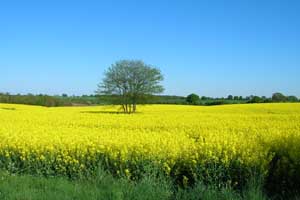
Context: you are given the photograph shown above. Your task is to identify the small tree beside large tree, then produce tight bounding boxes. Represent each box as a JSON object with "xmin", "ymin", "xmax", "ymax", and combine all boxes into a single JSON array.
[{"xmin": 97, "ymin": 60, "xmax": 164, "ymax": 113}]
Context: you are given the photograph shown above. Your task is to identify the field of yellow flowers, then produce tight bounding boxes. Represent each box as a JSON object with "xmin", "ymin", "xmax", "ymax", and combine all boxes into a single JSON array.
[{"xmin": 0, "ymin": 103, "xmax": 300, "ymax": 190}]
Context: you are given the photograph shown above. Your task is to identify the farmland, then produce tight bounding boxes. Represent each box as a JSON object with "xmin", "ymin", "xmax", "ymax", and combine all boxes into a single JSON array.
[{"xmin": 0, "ymin": 103, "xmax": 300, "ymax": 198}]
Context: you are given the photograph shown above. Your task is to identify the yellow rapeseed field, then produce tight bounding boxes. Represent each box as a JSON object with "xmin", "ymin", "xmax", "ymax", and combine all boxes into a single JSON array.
[{"xmin": 0, "ymin": 103, "xmax": 300, "ymax": 185}]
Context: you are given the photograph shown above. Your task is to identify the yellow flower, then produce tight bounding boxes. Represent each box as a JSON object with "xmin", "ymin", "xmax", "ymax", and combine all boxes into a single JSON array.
[{"xmin": 0, "ymin": 103, "xmax": 298, "ymax": 180}]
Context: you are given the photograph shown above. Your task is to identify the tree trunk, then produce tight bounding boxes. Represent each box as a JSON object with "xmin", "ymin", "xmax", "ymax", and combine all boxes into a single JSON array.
[
  {"xmin": 133, "ymin": 103, "xmax": 136, "ymax": 113},
  {"xmin": 132, "ymin": 97, "xmax": 137, "ymax": 113},
  {"xmin": 128, "ymin": 104, "xmax": 132, "ymax": 114}
]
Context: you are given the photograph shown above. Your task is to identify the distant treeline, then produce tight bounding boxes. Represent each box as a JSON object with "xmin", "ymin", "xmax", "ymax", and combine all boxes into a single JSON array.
[
  {"xmin": 0, "ymin": 92, "xmax": 299, "ymax": 107},
  {"xmin": 186, "ymin": 92, "xmax": 299, "ymax": 105},
  {"xmin": 0, "ymin": 93, "xmax": 187, "ymax": 107}
]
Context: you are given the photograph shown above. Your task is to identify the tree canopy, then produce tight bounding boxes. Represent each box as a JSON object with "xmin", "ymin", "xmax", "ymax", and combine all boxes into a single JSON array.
[
  {"xmin": 272, "ymin": 92, "xmax": 287, "ymax": 102},
  {"xmin": 97, "ymin": 60, "xmax": 164, "ymax": 113},
  {"xmin": 186, "ymin": 93, "xmax": 200, "ymax": 105}
]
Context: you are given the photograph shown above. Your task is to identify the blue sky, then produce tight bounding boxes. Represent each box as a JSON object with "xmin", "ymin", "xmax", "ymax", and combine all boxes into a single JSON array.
[{"xmin": 0, "ymin": 0, "xmax": 299, "ymax": 97}]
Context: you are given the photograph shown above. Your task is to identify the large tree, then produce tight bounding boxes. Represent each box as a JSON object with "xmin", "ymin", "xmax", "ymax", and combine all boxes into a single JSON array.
[{"xmin": 97, "ymin": 60, "xmax": 164, "ymax": 113}]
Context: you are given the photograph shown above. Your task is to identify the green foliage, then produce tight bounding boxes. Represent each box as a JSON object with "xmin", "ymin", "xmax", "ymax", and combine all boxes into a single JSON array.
[
  {"xmin": 186, "ymin": 93, "xmax": 200, "ymax": 105},
  {"xmin": 272, "ymin": 92, "xmax": 287, "ymax": 102},
  {"xmin": 227, "ymin": 95, "xmax": 233, "ymax": 100},
  {"xmin": 0, "ymin": 93, "xmax": 70, "ymax": 107},
  {"xmin": 287, "ymin": 96, "xmax": 298, "ymax": 102},
  {"xmin": 248, "ymin": 96, "xmax": 263, "ymax": 103},
  {"xmin": 0, "ymin": 92, "xmax": 298, "ymax": 107},
  {"xmin": 97, "ymin": 59, "xmax": 164, "ymax": 113}
]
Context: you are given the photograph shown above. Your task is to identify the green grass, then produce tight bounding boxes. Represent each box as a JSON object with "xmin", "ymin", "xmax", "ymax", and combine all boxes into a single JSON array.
[
  {"xmin": 0, "ymin": 168, "xmax": 273, "ymax": 200},
  {"xmin": 0, "ymin": 170, "xmax": 171, "ymax": 200}
]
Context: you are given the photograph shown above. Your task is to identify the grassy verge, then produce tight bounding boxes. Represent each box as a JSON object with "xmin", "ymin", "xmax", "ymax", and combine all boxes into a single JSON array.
[
  {"xmin": 0, "ymin": 168, "xmax": 273, "ymax": 200},
  {"xmin": 0, "ymin": 169, "xmax": 169, "ymax": 200}
]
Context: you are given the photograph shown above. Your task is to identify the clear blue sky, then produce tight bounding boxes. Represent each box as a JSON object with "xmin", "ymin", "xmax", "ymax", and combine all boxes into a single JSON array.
[{"xmin": 0, "ymin": 0, "xmax": 299, "ymax": 97}]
